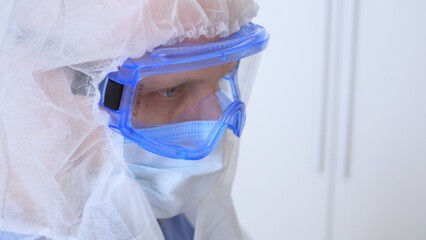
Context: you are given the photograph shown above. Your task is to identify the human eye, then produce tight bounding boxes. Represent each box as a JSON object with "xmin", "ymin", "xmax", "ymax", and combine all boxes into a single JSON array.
[{"xmin": 156, "ymin": 85, "xmax": 183, "ymax": 98}]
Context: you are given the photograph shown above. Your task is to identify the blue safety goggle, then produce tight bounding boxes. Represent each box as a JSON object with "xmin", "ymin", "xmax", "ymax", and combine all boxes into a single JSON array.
[{"xmin": 99, "ymin": 23, "xmax": 269, "ymax": 160}]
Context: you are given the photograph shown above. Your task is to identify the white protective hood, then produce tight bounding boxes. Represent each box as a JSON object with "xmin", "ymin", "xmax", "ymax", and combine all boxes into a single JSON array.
[{"xmin": 0, "ymin": 0, "xmax": 259, "ymax": 239}]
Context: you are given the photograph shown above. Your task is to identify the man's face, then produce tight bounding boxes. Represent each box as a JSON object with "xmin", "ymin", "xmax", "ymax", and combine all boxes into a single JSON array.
[{"xmin": 131, "ymin": 62, "xmax": 236, "ymax": 127}]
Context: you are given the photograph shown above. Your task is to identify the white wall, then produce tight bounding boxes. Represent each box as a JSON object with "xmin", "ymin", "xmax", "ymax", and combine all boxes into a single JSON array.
[
  {"xmin": 232, "ymin": 1, "xmax": 426, "ymax": 240},
  {"xmin": 233, "ymin": 1, "xmax": 329, "ymax": 239}
]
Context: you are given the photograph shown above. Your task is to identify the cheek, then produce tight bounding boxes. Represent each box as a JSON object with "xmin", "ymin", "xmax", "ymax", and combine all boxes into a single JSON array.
[
  {"xmin": 174, "ymin": 93, "xmax": 223, "ymax": 122},
  {"xmin": 131, "ymin": 82, "xmax": 221, "ymax": 126}
]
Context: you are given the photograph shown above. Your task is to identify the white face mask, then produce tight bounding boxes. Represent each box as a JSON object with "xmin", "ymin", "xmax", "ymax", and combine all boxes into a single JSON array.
[{"xmin": 123, "ymin": 135, "xmax": 226, "ymax": 219}]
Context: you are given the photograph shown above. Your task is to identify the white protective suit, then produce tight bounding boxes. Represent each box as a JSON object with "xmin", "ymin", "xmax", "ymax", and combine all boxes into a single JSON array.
[{"xmin": 0, "ymin": 0, "xmax": 261, "ymax": 239}]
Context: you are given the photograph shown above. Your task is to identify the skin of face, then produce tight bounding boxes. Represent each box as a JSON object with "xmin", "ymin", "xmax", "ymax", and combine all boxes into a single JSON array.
[{"xmin": 131, "ymin": 61, "xmax": 236, "ymax": 126}]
